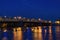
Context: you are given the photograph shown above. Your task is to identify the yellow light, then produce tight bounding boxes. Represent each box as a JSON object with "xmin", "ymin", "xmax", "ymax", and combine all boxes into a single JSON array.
[
  {"xmin": 34, "ymin": 29, "xmax": 37, "ymax": 32},
  {"xmin": 13, "ymin": 28, "xmax": 16, "ymax": 32},
  {"xmin": 31, "ymin": 28, "xmax": 34, "ymax": 31},
  {"xmin": 17, "ymin": 27, "xmax": 21, "ymax": 31},
  {"xmin": 13, "ymin": 28, "xmax": 22, "ymax": 40},
  {"xmin": 2, "ymin": 23, "xmax": 7, "ymax": 27},
  {"xmin": 49, "ymin": 26, "xmax": 52, "ymax": 33},
  {"xmin": 38, "ymin": 26, "xmax": 42, "ymax": 32},
  {"xmin": 33, "ymin": 27, "xmax": 42, "ymax": 40},
  {"xmin": 55, "ymin": 21, "xmax": 60, "ymax": 24}
]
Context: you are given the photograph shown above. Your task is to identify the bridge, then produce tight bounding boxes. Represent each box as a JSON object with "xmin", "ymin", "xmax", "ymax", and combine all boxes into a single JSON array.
[
  {"xmin": 0, "ymin": 16, "xmax": 52, "ymax": 28},
  {"xmin": 0, "ymin": 20, "xmax": 52, "ymax": 28},
  {"xmin": 0, "ymin": 16, "xmax": 59, "ymax": 29},
  {"xmin": 0, "ymin": 16, "xmax": 59, "ymax": 32}
]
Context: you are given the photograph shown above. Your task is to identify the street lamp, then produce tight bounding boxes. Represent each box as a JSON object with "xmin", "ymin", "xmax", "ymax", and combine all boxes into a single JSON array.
[
  {"xmin": 17, "ymin": 16, "xmax": 22, "ymax": 19},
  {"xmin": 14, "ymin": 17, "xmax": 17, "ymax": 19},
  {"xmin": 55, "ymin": 21, "xmax": 60, "ymax": 24}
]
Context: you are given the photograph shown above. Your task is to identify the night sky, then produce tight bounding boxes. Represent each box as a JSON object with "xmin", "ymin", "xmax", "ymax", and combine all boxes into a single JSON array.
[{"xmin": 0, "ymin": 0, "xmax": 60, "ymax": 20}]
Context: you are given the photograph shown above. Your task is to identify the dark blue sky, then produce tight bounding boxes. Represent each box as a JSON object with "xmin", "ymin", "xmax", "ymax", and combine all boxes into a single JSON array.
[{"xmin": 0, "ymin": 0, "xmax": 60, "ymax": 20}]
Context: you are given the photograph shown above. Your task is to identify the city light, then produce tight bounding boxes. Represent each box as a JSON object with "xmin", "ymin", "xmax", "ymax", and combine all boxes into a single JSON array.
[
  {"xmin": 4, "ymin": 16, "xmax": 7, "ymax": 18},
  {"xmin": 55, "ymin": 21, "xmax": 60, "ymax": 24},
  {"xmin": 17, "ymin": 16, "xmax": 22, "ymax": 20},
  {"xmin": 3, "ymin": 29, "xmax": 7, "ymax": 32},
  {"xmin": 49, "ymin": 21, "xmax": 52, "ymax": 23},
  {"xmin": 27, "ymin": 19, "xmax": 30, "ymax": 21},
  {"xmin": 38, "ymin": 18, "xmax": 41, "ymax": 21},
  {"xmin": 31, "ymin": 18, "xmax": 35, "ymax": 22},
  {"xmin": 0, "ymin": 16, "xmax": 59, "ymax": 26},
  {"xmin": 14, "ymin": 17, "xmax": 17, "ymax": 19}
]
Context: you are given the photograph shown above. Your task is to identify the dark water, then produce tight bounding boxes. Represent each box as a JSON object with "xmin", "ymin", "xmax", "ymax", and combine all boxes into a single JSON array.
[{"xmin": 0, "ymin": 26, "xmax": 60, "ymax": 40}]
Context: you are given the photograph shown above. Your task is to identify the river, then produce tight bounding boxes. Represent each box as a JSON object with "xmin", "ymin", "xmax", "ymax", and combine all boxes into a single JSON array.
[{"xmin": 0, "ymin": 26, "xmax": 60, "ymax": 40}]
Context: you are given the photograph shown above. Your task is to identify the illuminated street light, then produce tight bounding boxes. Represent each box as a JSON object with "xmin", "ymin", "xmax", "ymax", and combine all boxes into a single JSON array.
[
  {"xmin": 17, "ymin": 16, "xmax": 22, "ymax": 19},
  {"xmin": 14, "ymin": 17, "xmax": 17, "ymax": 19},
  {"xmin": 49, "ymin": 21, "xmax": 51, "ymax": 23},
  {"xmin": 38, "ymin": 18, "xmax": 41, "ymax": 21},
  {"xmin": 55, "ymin": 21, "xmax": 60, "ymax": 24}
]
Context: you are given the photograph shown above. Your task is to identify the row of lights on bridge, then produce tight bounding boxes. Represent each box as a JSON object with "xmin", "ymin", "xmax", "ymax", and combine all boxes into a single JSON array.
[
  {"xmin": 3, "ymin": 16, "xmax": 42, "ymax": 21},
  {"xmin": 1, "ymin": 16, "xmax": 58, "ymax": 23},
  {"xmin": 13, "ymin": 17, "xmax": 52, "ymax": 23},
  {"xmin": 55, "ymin": 21, "xmax": 60, "ymax": 24}
]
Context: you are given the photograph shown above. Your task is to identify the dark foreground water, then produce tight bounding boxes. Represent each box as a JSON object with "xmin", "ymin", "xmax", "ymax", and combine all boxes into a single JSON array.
[{"xmin": 0, "ymin": 26, "xmax": 60, "ymax": 40}]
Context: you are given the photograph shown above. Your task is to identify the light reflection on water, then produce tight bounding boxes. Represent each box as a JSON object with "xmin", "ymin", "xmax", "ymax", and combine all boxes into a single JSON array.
[
  {"xmin": 13, "ymin": 28, "xmax": 22, "ymax": 40},
  {"xmin": 0, "ymin": 26, "xmax": 60, "ymax": 40}
]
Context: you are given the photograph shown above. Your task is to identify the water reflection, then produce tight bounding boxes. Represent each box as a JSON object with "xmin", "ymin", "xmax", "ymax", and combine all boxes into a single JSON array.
[
  {"xmin": 22, "ymin": 27, "xmax": 33, "ymax": 40},
  {"xmin": 0, "ymin": 26, "xmax": 60, "ymax": 40},
  {"xmin": 42, "ymin": 26, "xmax": 49, "ymax": 40},
  {"xmin": 0, "ymin": 29, "xmax": 13, "ymax": 40},
  {"xmin": 2, "ymin": 37, "xmax": 8, "ymax": 40},
  {"xmin": 2, "ymin": 32, "xmax": 8, "ymax": 40},
  {"xmin": 55, "ymin": 26, "xmax": 60, "ymax": 40},
  {"xmin": 52, "ymin": 26, "xmax": 56, "ymax": 40},
  {"xmin": 13, "ymin": 27, "xmax": 22, "ymax": 40},
  {"xmin": 33, "ymin": 27, "xmax": 42, "ymax": 40}
]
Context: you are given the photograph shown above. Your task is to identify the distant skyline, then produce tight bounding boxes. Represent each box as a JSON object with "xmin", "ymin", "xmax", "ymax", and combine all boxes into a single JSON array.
[{"xmin": 0, "ymin": 0, "xmax": 60, "ymax": 21}]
